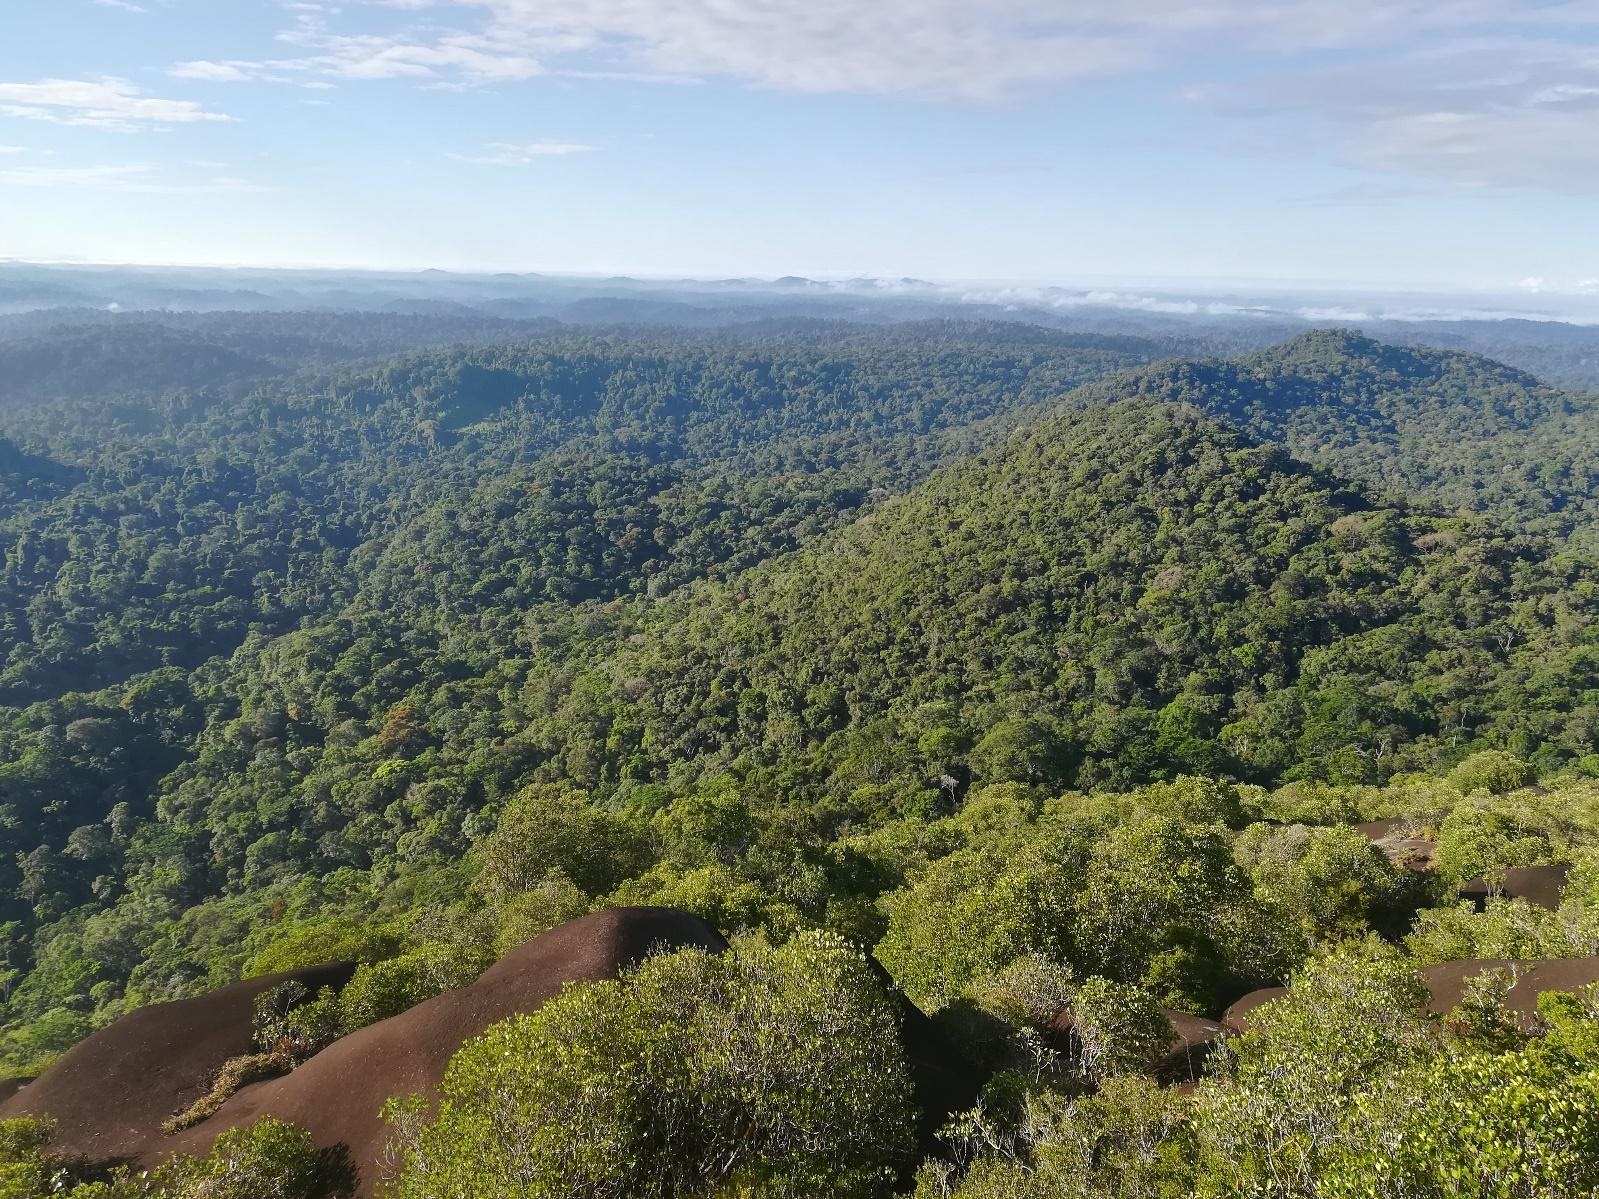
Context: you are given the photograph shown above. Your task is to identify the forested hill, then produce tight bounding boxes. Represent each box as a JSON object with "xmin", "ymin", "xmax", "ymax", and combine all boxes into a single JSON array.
[
  {"xmin": 1075, "ymin": 330, "xmax": 1599, "ymax": 547},
  {"xmin": 0, "ymin": 324, "xmax": 279, "ymax": 406},
  {"xmin": 0, "ymin": 324, "xmax": 1158, "ymax": 703},
  {"xmin": 503, "ymin": 397, "xmax": 1598, "ymax": 798},
  {"xmin": 0, "ymin": 438, "xmax": 74, "ymax": 504},
  {"xmin": 0, "ymin": 321, "xmax": 1596, "ymax": 1091},
  {"xmin": 0, "ymin": 312, "xmax": 564, "ymax": 405},
  {"xmin": 0, "ymin": 323, "xmax": 1172, "ymax": 1067}
]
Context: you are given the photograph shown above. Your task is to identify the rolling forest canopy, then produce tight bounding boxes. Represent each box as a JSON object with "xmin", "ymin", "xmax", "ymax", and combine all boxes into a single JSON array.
[{"xmin": 1, "ymin": 313, "xmax": 1599, "ymax": 1196}]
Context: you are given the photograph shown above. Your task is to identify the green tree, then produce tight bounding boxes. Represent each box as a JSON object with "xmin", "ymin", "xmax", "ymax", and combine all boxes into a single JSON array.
[{"xmin": 471, "ymin": 783, "xmax": 652, "ymax": 902}]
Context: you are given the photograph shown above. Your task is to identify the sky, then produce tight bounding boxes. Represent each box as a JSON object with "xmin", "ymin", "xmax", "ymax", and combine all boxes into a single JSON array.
[{"xmin": 2, "ymin": 0, "xmax": 1599, "ymax": 292}]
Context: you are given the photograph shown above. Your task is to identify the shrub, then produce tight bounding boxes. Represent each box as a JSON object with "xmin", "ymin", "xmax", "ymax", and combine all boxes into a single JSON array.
[
  {"xmin": 163, "ymin": 1051, "xmax": 298, "ymax": 1134},
  {"xmin": 1067, "ymin": 977, "xmax": 1171, "ymax": 1085},
  {"xmin": 876, "ymin": 843, "xmax": 1075, "ymax": 1010},
  {"xmin": 1192, "ymin": 941, "xmax": 1435, "ymax": 1195},
  {"xmin": 0, "ymin": 1117, "xmax": 54, "ymax": 1199},
  {"xmin": 1237, "ymin": 822, "xmax": 1424, "ymax": 947},
  {"xmin": 491, "ymin": 871, "xmax": 591, "ymax": 953},
  {"xmin": 2, "ymin": 1117, "xmax": 341, "ymax": 1199},
  {"xmin": 245, "ymin": 919, "xmax": 402, "ymax": 978},
  {"xmin": 1321, "ymin": 1050, "xmax": 1599, "ymax": 1199},
  {"xmin": 386, "ymin": 932, "xmax": 917, "ymax": 1199},
  {"xmin": 150, "ymin": 1118, "xmax": 341, "ymax": 1199},
  {"xmin": 1447, "ymin": 750, "xmax": 1535, "ymax": 797},
  {"xmin": 1432, "ymin": 796, "xmax": 1557, "ymax": 886},
  {"xmin": 336, "ymin": 942, "xmax": 487, "ymax": 1033}
]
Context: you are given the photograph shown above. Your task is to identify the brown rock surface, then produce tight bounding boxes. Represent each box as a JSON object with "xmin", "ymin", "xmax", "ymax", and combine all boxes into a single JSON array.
[
  {"xmin": 1458, "ymin": 864, "xmax": 1570, "ymax": 912},
  {"xmin": 1157, "ymin": 1009, "xmax": 1229, "ymax": 1083},
  {"xmin": 0, "ymin": 962, "xmax": 357, "ymax": 1166},
  {"xmin": 1223, "ymin": 956, "xmax": 1599, "ymax": 1033}
]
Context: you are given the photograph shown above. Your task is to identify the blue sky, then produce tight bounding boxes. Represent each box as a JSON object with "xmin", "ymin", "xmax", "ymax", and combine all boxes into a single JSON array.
[{"xmin": 3, "ymin": 0, "xmax": 1599, "ymax": 292}]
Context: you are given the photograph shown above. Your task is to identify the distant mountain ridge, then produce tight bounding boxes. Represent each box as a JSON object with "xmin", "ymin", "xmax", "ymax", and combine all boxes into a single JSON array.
[{"xmin": 1071, "ymin": 330, "xmax": 1599, "ymax": 546}]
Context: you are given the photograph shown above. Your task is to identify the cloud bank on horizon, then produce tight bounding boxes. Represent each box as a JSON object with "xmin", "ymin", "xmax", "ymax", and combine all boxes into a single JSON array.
[{"xmin": 1, "ymin": 0, "xmax": 1596, "ymax": 286}]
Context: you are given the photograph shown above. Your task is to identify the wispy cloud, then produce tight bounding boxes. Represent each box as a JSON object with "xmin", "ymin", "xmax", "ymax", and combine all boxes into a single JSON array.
[
  {"xmin": 221, "ymin": 0, "xmax": 1599, "ymax": 99},
  {"xmin": 93, "ymin": 0, "xmax": 150, "ymax": 11},
  {"xmin": 450, "ymin": 141, "xmax": 596, "ymax": 165},
  {"xmin": 170, "ymin": 61, "xmax": 256, "ymax": 83},
  {"xmin": 1190, "ymin": 40, "xmax": 1599, "ymax": 191},
  {"xmin": 0, "ymin": 78, "xmax": 234, "ymax": 131},
  {"xmin": 171, "ymin": 8, "xmax": 550, "ymax": 85},
  {"xmin": 153, "ymin": 0, "xmax": 1599, "ymax": 194},
  {"xmin": 0, "ymin": 163, "xmax": 268, "ymax": 193}
]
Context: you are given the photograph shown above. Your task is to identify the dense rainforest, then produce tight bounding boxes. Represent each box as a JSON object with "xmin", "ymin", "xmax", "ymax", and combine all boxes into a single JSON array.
[{"xmin": 1, "ymin": 313, "xmax": 1599, "ymax": 1198}]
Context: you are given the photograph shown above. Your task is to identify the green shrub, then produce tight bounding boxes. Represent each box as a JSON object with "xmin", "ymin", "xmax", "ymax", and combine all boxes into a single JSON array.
[
  {"xmin": 1406, "ymin": 898, "xmax": 1592, "ymax": 965},
  {"xmin": 0, "ymin": 1117, "xmax": 340, "ymax": 1199},
  {"xmin": 920, "ymin": 1078, "xmax": 1194, "ymax": 1199},
  {"xmin": 1192, "ymin": 941, "xmax": 1435, "ymax": 1195},
  {"xmin": 0, "ymin": 1117, "xmax": 54, "ymax": 1199},
  {"xmin": 491, "ymin": 872, "xmax": 591, "ymax": 953},
  {"xmin": 1432, "ymin": 797, "xmax": 1557, "ymax": 885},
  {"xmin": 336, "ymin": 942, "xmax": 488, "ymax": 1033},
  {"xmin": 1447, "ymin": 751, "xmax": 1536, "ymax": 797},
  {"xmin": 150, "ymin": 1118, "xmax": 341, "ymax": 1199},
  {"xmin": 1237, "ymin": 822, "xmax": 1425, "ymax": 947},
  {"xmin": 1320, "ymin": 1050, "xmax": 1599, "ymax": 1199},
  {"xmin": 1068, "ymin": 977, "xmax": 1171, "ymax": 1084},
  {"xmin": 471, "ymin": 784, "xmax": 651, "ymax": 902},
  {"xmin": 386, "ymin": 932, "xmax": 917, "ymax": 1199},
  {"xmin": 245, "ymin": 919, "xmax": 402, "ymax": 978}
]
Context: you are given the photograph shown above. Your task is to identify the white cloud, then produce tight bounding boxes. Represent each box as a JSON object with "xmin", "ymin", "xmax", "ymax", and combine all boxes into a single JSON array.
[
  {"xmin": 92, "ymin": 0, "xmax": 149, "ymax": 12},
  {"xmin": 450, "ymin": 140, "xmax": 596, "ymax": 164},
  {"xmin": 0, "ymin": 162, "xmax": 269, "ymax": 193},
  {"xmin": 1504, "ymin": 276, "xmax": 1599, "ymax": 295},
  {"xmin": 187, "ymin": 9, "xmax": 549, "ymax": 84},
  {"xmin": 170, "ymin": 61, "xmax": 256, "ymax": 82},
  {"xmin": 0, "ymin": 78, "xmax": 234, "ymax": 131},
  {"xmin": 152, "ymin": 0, "xmax": 1599, "ymax": 192},
  {"xmin": 310, "ymin": 0, "xmax": 1599, "ymax": 97}
]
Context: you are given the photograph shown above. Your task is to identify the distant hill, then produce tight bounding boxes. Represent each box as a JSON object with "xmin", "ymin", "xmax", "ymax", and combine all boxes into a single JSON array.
[
  {"xmin": 0, "ymin": 323, "xmax": 280, "ymax": 405},
  {"xmin": 1073, "ymin": 330, "xmax": 1599, "ymax": 547},
  {"xmin": 537, "ymin": 394, "xmax": 1598, "ymax": 791},
  {"xmin": 0, "ymin": 437, "xmax": 76, "ymax": 502}
]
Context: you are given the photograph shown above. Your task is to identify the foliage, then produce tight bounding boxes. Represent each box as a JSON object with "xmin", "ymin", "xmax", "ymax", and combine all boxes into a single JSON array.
[
  {"xmin": 1236, "ymin": 822, "xmax": 1426, "ymax": 947},
  {"xmin": 385, "ymin": 932, "xmax": 917, "ymax": 1199},
  {"xmin": 0, "ymin": 1116, "xmax": 54, "ymax": 1199},
  {"xmin": 1067, "ymin": 977, "xmax": 1172, "ymax": 1084},
  {"xmin": 0, "ymin": 1116, "xmax": 342, "ymax": 1199},
  {"xmin": 1190, "ymin": 941, "xmax": 1436, "ymax": 1196},
  {"xmin": 335, "ymin": 942, "xmax": 488, "ymax": 1032},
  {"xmin": 3, "ymin": 318, "xmax": 1599, "ymax": 1195},
  {"xmin": 1432, "ymin": 796, "xmax": 1559, "ymax": 885},
  {"xmin": 1319, "ymin": 1049, "xmax": 1599, "ymax": 1199}
]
